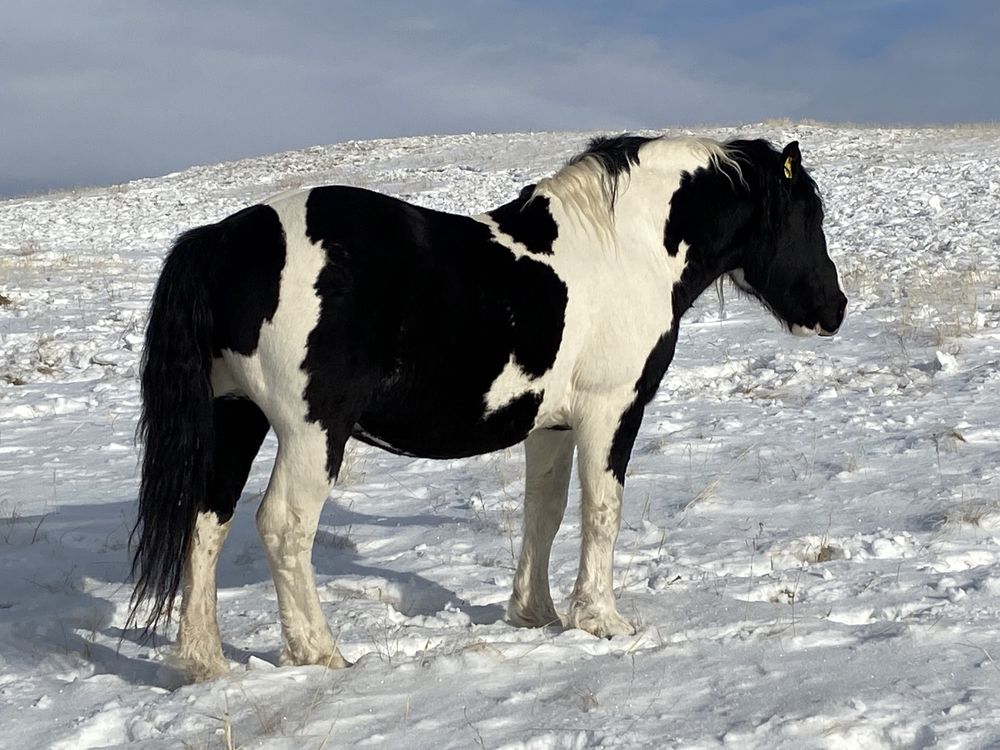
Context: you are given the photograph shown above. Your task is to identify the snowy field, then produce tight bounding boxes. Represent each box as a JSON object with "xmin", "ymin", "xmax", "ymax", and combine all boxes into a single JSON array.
[{"xmin": 1, "ymin": 123, "xmax": 999, "ymax": 749}]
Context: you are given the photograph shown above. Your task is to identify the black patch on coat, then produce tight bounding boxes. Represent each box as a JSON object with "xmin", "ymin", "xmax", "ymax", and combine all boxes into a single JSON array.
[
  {"xmin": 301, "ymin": 186, "xmax": 568, "ymax": 474},
  {"xmin": 205, "ymin": 398, "xmax": 271, "ymax": 522},
  {"xmin": 606, "ymin": 327, "xmax": 679, "ymax": 485},
  {"xmin": 488, "ymin": 186, "xmax": 559, "ymax": 255},
  {"xmin": 663, "ymin": 223, "xmax": 682, "ymax": 257},
  {"xmin": 672, "ymin": 139, "xmax": 843, "ymax": 334},
  {"xmin": 663, "ymin": 229, "xmax": 680, "ymax": 257},
  {"xmin": 510, "ymin": 255, "xmax": 568, "ymax": 377},
  {"xmin": 608, "ymin": 138, "xmax": 843, "ymax": 484},
  {"xmin": 660, "ymin": 166, "xmax": 749, "ymax": 289},
  {"xmin": 210, "ymin": 204, "xmax": 286, "ymax": 357}
]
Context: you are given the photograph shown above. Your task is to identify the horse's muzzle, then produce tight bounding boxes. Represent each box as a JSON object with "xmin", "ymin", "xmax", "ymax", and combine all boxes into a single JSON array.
[{"xmin": 817, "ymin": 293, "xmax": 848, "ymax": 337}]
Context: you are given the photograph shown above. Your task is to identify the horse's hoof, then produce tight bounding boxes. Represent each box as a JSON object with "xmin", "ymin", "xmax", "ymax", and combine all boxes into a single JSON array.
[
  {"xmin": 566, "ymin": 602, "xmax": 636, "ymax": 638},
  {"xmin": 173, "ymin": 653, "xmax": 231, "ymax": 683},
  {"xmin": 280, "ymin": 647, "xmax": 351, "ymax": 669},
  {"xmin": 507, "ymin": 604, "xmax": 561, "ymax": 629}
]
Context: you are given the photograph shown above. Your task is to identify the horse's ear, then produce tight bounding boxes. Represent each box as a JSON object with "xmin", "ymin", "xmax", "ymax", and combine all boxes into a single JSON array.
[{"xmin": 781, "ymin": 141, "xmax": 801, "ymax": 180}]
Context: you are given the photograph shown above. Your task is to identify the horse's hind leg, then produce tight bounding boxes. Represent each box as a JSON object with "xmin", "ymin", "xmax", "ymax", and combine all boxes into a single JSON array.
[
  {"xmin": 508, "ymin": 429, "xmax": 575, "ymax": 628},
  {"xmin": 176, "ymin": 513, "xmax": 233, "ymax": 681},
  {"xmin": 177, "ymin": 398, "xmax": 270, "ymax": 681},
  {"xmin": 256, "ymin": 421, "xmax": 349, "ymax": 669}
]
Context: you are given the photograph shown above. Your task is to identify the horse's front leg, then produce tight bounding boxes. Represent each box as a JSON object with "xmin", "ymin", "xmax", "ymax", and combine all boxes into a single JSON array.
[
  {"xmin": 566, "ymin": 402, "xmax": 640, "ymax": 637},
  {"xmin": 508, "ymin": 428, "xmax": 575, "ymax": 628}
]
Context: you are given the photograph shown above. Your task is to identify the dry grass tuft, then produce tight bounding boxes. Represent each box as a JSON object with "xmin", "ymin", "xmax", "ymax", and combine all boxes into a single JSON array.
[{"xmin": 938, "ymin": 498, "xmax": 1000, "ymax": 531}]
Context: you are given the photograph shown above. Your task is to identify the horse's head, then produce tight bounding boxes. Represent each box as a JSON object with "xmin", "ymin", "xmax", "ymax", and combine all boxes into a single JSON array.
[{"xmin": 728, "ymin": 141, "xmax": 847, "ymax": 337}]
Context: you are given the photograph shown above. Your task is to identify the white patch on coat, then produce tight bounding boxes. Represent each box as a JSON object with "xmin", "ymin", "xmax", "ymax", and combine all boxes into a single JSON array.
[
  {"xmin": 501, "ymin": 138, "xmax": 728, "ymax": 635},
  {"xmin": 210, "ymin": 356, "xmax": 240, "ymax": 398},
  {"xmin": 484, "ymin": 356, "xmax": 543, "ymax": 414},
  {"xmin": 223, "ymin": 191, "xmax": 325, "ymax": 432},
  {"xmin": 537, "ymin": 138, "xmax": 717, "ymax": 396},
  {"xmin": 533, "ymin": 156, "xmax": 618, "ymax": 239},
  {"xmin": 476, "ymin": 138, "xmax": 719, "ymax": 435},
  {"xmin": 220, "ymin": 191, "xmax": 348, "ymax": 668}
]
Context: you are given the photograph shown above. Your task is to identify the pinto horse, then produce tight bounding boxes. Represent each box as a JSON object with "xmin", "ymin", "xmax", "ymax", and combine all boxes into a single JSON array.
[{"xmin": 130, "ymin": 134, "xmax": 846, "ymax": 680}]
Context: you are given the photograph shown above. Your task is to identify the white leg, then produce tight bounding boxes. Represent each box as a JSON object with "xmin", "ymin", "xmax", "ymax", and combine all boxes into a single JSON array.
[
  {"xmin": 508, "ymin": 429, "xmax": 575, "ymax": 628},
  {"xmin": 175, "ymin": 511, "xmax": 232, "ymax": 681},
  {"xmin": 566, "ymin": 409, "xmax": 637, "ymax": 637},
  {"xmin": 256, "ymin": 430, "xmax": 348, "ymax": 668}
]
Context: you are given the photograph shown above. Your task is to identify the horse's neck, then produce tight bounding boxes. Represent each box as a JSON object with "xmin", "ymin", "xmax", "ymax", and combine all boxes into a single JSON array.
[
  {"xmin": 610, "ymin": 162, "xmax": 700, "ymax": 268},
  {"xmin": 612, "ymin": 157, "xmax": 738, "ymax": 315}
]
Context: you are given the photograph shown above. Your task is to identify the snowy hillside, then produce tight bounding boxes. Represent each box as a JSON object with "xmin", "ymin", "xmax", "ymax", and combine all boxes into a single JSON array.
[{"xmin": 1, "ymin": 124, "xmax": 999, "ymax": 749}]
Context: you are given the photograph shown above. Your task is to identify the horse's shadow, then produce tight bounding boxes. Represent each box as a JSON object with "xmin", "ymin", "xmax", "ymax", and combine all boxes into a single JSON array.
[
  {"xmin": 209, "ymin": 497, "xmax": 508, "ymax": 667},
  {"xmin": 215, "ymin": 495, "xmax": 506, "ymax": 617},
  {"xmin": 223, "ymin": 550, "xmax": 508, "ymax": 671},
  {"xmin": 4, "ymin": 495, "xmax": 507, "ymax": 687}
]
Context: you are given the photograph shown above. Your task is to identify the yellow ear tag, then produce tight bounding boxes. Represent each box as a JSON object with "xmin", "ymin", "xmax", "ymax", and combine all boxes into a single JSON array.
[{"xmin": 783, "ymin": 157, "xmax": 794, "ymax": 179}]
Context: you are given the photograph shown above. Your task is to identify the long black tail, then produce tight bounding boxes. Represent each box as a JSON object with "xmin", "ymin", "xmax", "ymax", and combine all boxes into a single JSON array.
[{"xmin": 128, "ymin": 224, "xmax": 222, "ymax": 637}]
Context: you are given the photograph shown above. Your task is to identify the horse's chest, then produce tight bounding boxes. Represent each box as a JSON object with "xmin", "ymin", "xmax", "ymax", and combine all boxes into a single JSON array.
[{"xmin": 562, "ymin": 264, "xmax": 676, "ymax": 392}]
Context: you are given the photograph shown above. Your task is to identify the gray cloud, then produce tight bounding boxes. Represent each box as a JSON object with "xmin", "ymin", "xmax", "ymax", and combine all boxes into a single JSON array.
[{"xmin": 1, "ymin": 0, "xmax": 996, "ymax": 197}]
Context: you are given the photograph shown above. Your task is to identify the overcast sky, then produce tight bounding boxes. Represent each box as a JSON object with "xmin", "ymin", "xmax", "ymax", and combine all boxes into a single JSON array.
[{"xmin": 2, "ymin": 0, "xmax": 997, "ymax": 197}]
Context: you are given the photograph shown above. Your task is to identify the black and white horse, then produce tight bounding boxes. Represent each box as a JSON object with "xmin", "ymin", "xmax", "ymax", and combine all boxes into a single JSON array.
[{"xmin": 130, "ymin": 134, "xmax": 846, "ymax": 680}]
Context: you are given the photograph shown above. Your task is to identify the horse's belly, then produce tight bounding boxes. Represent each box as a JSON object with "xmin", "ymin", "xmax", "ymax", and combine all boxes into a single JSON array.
[{"xmin": 353, "ymin": 389, "xmax": 547, "ymax": 459}]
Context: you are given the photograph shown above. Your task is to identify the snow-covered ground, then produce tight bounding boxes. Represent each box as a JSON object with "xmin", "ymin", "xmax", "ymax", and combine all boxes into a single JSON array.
[{"xmin": 2, "ymin": 123, "xmax": 999, "ymax": 749}]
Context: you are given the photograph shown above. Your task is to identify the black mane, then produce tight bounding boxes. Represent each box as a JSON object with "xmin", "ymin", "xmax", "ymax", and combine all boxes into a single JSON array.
[
  {"xmin": 568, "ymin": 134, "xmax": 658, "ymax": 205},
  {"xmin": 573, "ymin": 134, "xmax": 656, "ymax": 178}
]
